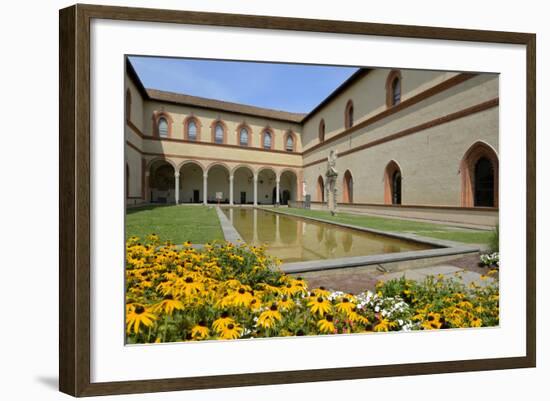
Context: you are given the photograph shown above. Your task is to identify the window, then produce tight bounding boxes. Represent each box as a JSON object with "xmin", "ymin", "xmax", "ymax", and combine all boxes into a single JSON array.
[
  {"xmin": 392, "ymin": 170, "xmax": 402, "ymax": 205},
  {"xmin": 158, "ymin": 117, "xmax": 168, "ymax": 138},
  {"xmin": 239, "ymin": 128, "xmax": 249, "ymax": 146},
  {"xmin": 214, "ymin": 123, "xmax": 224, "ymax": 144},
  {"xmin": 263, "ymin": 131, "xmax": 272, "ymax": 149},
  {"xmin": 319, "ymin": 119, "xmax": 325, "ymax": 142},
  {"xmin": 392, "ymin": 78, "xmax": 401, "ymax": 106},
  {"xmin": 474, "ymin": 157, "xmax": 495, "ymax": 207},
  {"xmin": 285, "ymin": 134, "xmax": 294, "ymax": 152},
  {"xmin": 187, "ymin": 120, "xmax": 197, "ymax": 141},
  {"xmin": 345, "ymin": 100, "xmax": 354, "ymax": 129},
  {"xmin": 386, "ymin": 70, "xmax": 402, "ymax": 107}
]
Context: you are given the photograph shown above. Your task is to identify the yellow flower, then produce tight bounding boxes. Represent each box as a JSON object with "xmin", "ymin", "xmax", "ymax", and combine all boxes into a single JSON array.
[
  {"xmin": 153, "ymin": 295, "xmax": 184, "ymax": 316},
  {"xmin": 311, "ymin": 287, "xmax": 330, "ymax": 297},
  {"xmin": 317, "ymin": 315, "xmax": 336, "ymax": 334},
  {"xmin": 213, "ymin": 312, "xmax": 234, "ymax": 332},
  {"xmin": 257, "ymin": 304, "xmax": 282, "ymax": 329},
  {"xmin": 278, "ymin": 295, "xmax": 295, "ymax": 310},
  {"xmin": 347, "ymin": 310, "xmax": 369, "ymax": 325},
  {"xmin": 335, "ymin": 297, "xmax": 355, "ymax": 314},
  {"xmin": 219, "ymin": 322, "xmax": 243, "ymax": 340},
  {"xmin": 308, "ymin": 296, "xmax": 332, "ymax": 317},
  {"xmin": 470, "ymin": 316, "xmax": 483, "ymax": 327},
  {"xmin": 231, "ymin": 287, "xmax": 254, "ymax": 307},
  {"xmin": 374, "ymin": 318, "xmax": 397, "ymax": 332},
  {"xmin": 126, "ymin": 304, "xmax": 157, "ymax": 334},
  {"xmin": 191, "ymin": 322, "xmax": 210, "ymax": 340},
  {"xmin": 421, "ymin": 312, "xmax": 442, "ymax": 330}
]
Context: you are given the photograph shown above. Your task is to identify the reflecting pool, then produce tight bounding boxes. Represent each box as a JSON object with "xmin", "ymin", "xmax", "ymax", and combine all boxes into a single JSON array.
[{"xmin": 222, "ymin": 208, "xmax": 432, "ymax": 263}]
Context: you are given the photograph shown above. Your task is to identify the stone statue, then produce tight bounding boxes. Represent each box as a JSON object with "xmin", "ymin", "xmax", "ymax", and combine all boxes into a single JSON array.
[{"xmin": 325, "ymin": 150, "xmax": 338, "ymax": 215}]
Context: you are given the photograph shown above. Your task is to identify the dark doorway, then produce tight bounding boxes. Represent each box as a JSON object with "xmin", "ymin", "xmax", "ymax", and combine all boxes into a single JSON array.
[
  {"xmin": 392, "ymin": 171, "xmax": 402, "ymax": 205},
  {"xmin": 240, "ymin": 191, "xmax": 247, "ymax": 204},
  {"xmin": 272, "ymin": 187, "xmax": 278, "ymax": 204},
  {"xmin": 282, "ymin": 190, "xmax": 291, "ymax": 205},
  {"xmin": 193, "ymin": 190, "xmax": 199, "ymax": 203},
  {"xmin": 474, "ymin": 157, "xmax": 494, "ymax": 207}
]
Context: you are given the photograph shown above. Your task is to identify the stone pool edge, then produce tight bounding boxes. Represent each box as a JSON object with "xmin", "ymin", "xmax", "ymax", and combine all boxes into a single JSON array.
[
  {"xmin": 256, "ymin": 207, "xmax": 480, "ymax": 274},
  {"xmin": 215, "ymin": 206, "xmax": 242, "ymax": 243}
]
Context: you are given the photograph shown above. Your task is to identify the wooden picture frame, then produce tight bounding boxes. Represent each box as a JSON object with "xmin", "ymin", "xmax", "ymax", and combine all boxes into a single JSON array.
[{"xmin": 59, "ymin": 3, "xmax": 536, "ymax": 397}]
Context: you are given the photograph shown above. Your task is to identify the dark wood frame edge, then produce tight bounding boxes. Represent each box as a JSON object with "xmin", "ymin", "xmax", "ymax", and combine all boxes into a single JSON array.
[{"xmin": 59, "ymin": 3, "xmax": 536, "ymax": 397}]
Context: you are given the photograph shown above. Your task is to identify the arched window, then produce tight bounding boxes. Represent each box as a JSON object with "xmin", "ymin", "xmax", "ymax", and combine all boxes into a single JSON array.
[
  {"xmin": 392, "ymin": 78, "xmax": 401, "ymax": 106},
  {"xmin": 285, "ymin": 134, "xmax": 295, "ymax": 152},
  {"xmin": 392, "ymin": 170, "xmax": 402, "ymax": 205},
  {"xmin": 263, "ymin": 131, "xmax": 272, "ymax": 149},
  {"xmin": 239, "ymin": 127, "xmax": 249, "ymax": 146},
  {"xmin": 384, "ymin": 160, "xmax": 402, "ymax": 205},
  {"xmin": 460, "ymin": 142, "xmax": 499, "ymax": 207},
  {"xmin": 187, "ymin": 120, "xmax": 197, "ymax": 141},
  {"xmin": 214, "ymin": 123, "xmax": 224, "ymax": 144},
  {"xmin": 319, "ymin": 119, "xmax": 325, "ymax": 142},
  {"xmin": 386, "ymin": 70, "xmax": 402, "ymax": 108},
  {"xmin": 343, "ymin": 170, "xmax": 353, "ymax": 203},
  {"xmin": 345, "ymin": 100, "xmax": 354, "ymax": 129},
  {"xmin": 317, "ymin": 176, "xmax": 325, "ymax": 203},
  {"xmin": 158, "ymin": 117, "xmax": 168, "ymax": 138}
]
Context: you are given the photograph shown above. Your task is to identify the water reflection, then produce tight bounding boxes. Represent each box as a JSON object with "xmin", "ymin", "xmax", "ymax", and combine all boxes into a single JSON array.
[{"xmin": 222, "ymin": 208, "xmax": 431, "ymax": 263}]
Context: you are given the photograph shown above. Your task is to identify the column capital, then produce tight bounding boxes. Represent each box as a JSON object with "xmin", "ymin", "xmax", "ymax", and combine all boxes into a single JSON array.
[
  {"xmin": 203, "ymin": 173, "xmax": 208, "ymax": 179},
  {"xmin": 229, "ymin": 175, "xmax": 234, "ymax": 181},
  {"xmin": 174, "ymin": 172, "xmax": 180, "ymax": 178}
]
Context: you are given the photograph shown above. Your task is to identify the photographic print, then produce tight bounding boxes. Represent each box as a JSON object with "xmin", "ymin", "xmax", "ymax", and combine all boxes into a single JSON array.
[{"xmin": 124, "ymin": 56, "xmax": 500, "ymax": 344}]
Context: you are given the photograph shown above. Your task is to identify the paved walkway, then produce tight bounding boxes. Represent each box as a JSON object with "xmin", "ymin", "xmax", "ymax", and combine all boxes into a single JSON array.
[{"xmin": 294, "ymin": 261, "xmax": 494, "ymax": 294}]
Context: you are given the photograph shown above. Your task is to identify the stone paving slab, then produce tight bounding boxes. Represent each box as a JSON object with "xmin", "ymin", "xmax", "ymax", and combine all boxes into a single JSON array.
[
  {"xmin": 378, "ymin": 264, "xmax": 494, "ymax": 288},
  {"xmin": 215, "ymin": 207, "xmax": 242, "ymax": 243}
]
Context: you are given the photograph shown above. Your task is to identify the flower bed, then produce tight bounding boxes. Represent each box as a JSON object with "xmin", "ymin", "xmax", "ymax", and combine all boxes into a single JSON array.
[{"xmin": 126, "ymin": 235, "xmax": 499, "ymax": 343}]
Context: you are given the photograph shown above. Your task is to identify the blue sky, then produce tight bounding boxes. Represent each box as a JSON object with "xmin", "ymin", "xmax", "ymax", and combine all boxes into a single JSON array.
[{"xmin": 128, "ymin": 56, "xmax": 358, "ymax": 114}]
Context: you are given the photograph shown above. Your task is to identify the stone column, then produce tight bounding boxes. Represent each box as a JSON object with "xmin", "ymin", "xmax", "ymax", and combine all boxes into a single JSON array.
[
  {"xmin": 275, "ymin": 177, "xmax": 280, "ymax": 206},
  {"xmin": 203, "ymin": 173, "xmax": 208, "ymax": 206},
  {"xmin": 174, "ymin": 172, "xmax": 180, "ymax": 204},
  {"xmin": 253, "ymin": 174, "xmax": 258, "ymax": 206},
  {"xmin": 229, "ymin": 175, "xmax": 234, "ymax": 206}
]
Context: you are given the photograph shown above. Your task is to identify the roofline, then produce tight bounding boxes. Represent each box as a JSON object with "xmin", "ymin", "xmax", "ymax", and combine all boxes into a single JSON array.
[
  {"xmin": 300, "ymin": 68, "xmax": 370, "ymax": 124},
  {"xmin": 126, "ymin": 58, "xmax": 370, "ymax": 125}
]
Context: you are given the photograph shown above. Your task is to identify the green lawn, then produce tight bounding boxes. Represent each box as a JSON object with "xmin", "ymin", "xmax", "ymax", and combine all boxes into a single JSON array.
[
  {"xmin": 278, "ymin": 208, "xmax": 495, "ymax": 246},
  {"xmin": 126, "ymin": 204, "xmax": 224, "ymax": 244}
]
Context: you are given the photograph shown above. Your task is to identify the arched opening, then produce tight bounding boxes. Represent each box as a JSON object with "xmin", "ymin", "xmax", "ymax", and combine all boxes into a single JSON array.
[
  {"xmin": 343, "ymin": 170, "xmax": 353, "ymax": 203},
  {"xmin": 385, "ymin": 70, "xmax": 402, "ymax": 108},
  {"xmin": 211, "ymin": 120, "xmax": 226, "ymax": 144},
  {"xmin": 280, "ymin": 170, "xmax": 298, "ymax": 205},
  {"xmin": 460, "ymin": 142, "xmax": 499, "ymax": 207},
  {"xmin": 316, "ymin": 176, "xmax": 325, "ymax": 203},
  {"xmin": 237, "ymin": 124, "xmax": 251, "ymax": 147},
  {"xmin": 184, "ymin": 116, "xmax": 201, "ymax": 141},
  {"xmin": 262, "ymin": 130, "xmax": 273, "ymax": 150},
  {"xmin": 384, "ymin": 161, "xmax": 402, "ymax": 205},
  {"xmin": 149, "ymin": 160, "xmax": 175, "ymax": 203},
  {"xmin": 345, "ymin": 100, "xmax": 354, "ymax": 129},
  {"xmin": 257, "ymin": 168, "xmax": 277, "ymax": 205},
  {"xmin": 319, "ymin": 119, "xmax": 325, "ymax": 142},
  {"xmin": 179, "ymin": 161, "xmax": 204, "ymax": 204},
  {"xmin": 285, "ymin": 131, "xmax": 296, "ymax": 152},
  {"xmin": 233, "ymin": 165, "xmax": 254, "ymax": 204},
  {"xmin": 152, "ymin": 112, "xmax": 172, "ymax": 138},
  {"xmin": 207, "ymin": 164, "xmax": 230, "ymax": 204}
]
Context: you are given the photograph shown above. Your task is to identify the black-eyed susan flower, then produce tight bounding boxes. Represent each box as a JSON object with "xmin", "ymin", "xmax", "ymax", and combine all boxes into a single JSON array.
[
  {"xmin": 278, "ymin": 295, "xmax": 295, "ymax": 310},
  {"xmin": 153, "ymin": 294, "xmax": 184, "ymax": 316},
  {"xmin": 317, "ymin": 314, "xmax": 336, "ymax": 334},
  {"xmin": 374, "ymin": 318, "xmax": 397, "ymax": 332},
  {"xmin": 126, "ymin": 304, "xmax": 157, "ymax": 334},
  {"xmin": 308, "ymin": 296, "xmax": 332, "ymax": 317},
  {"xmin": 212, "ymin": 312, "xmax": 235, "ymax": 333},
  {"xmin": 191, "ymin": 321, "xmax": 210, "ymax": 340},
  {"xmin": 335, "ymin": 297, "xmax": 355, "ymax": 314},
  {"xmin": 257, "ymin": 304, "xmax": 282, "ymax": 329},
  {"xmin": 219, "ymin": 322, "xmax": 243, "ymax": 340}
]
